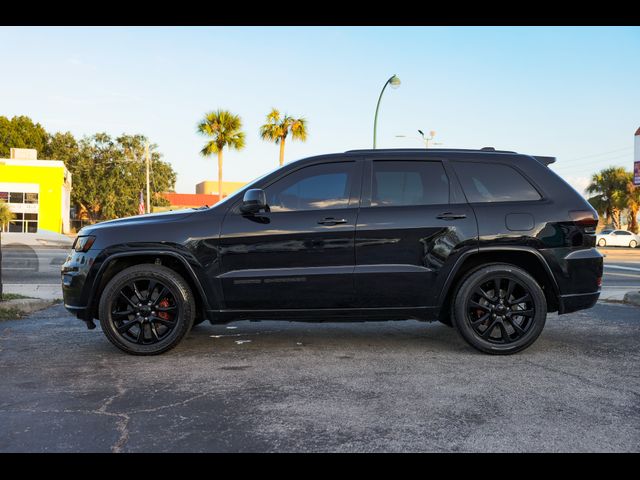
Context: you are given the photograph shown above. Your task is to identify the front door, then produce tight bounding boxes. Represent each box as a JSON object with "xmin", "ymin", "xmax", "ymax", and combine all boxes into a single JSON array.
[
  {"xmin": 219, "ymin": 160, "xmax": 362, "ymax": 310},
  {"xmin": 354, "ymin": 157, "xmax": 478, "ymax": 308}
]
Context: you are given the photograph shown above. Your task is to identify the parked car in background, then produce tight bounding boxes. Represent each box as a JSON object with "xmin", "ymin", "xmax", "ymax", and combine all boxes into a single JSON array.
[
  {"xmin": 596, "ymin": 229, "xmax": 639, "ymax": 248},
  {"xmin": 1, "ymin": 229, "xmax": 74, "ymax": 280}
]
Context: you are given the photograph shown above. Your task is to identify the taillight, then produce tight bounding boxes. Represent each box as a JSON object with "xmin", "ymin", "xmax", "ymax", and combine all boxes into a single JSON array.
[{"xmin": 570, "ymin": 210, "xmax": 598, "ymax": 234}]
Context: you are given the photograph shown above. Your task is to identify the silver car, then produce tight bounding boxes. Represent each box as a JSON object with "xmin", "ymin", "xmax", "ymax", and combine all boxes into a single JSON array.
[{"xmin": 596, "ymin": 229, "xmax": 640, "ymax": 248}]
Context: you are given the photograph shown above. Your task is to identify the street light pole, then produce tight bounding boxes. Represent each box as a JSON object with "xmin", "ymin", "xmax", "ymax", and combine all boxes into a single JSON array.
[
  {"xmin": 373, "ymin": 74, "xmax": 401, "ymax": 149},
  {"xmin": 418, "ymin": 129, "xmax": 443, "ymax": 148}
]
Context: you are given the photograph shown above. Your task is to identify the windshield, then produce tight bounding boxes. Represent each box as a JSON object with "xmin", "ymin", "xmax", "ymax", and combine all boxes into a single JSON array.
[{"xmin": 209, "ymin": 164, "xmax": 283, "ymax": 209}]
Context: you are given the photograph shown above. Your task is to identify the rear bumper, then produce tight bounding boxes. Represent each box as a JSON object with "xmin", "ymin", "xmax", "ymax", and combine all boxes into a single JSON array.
[
  {"xmin": 541, "ymin": 247, "xmax": 603, "ymax": 314},
  {"xmin": 558, "ymin": 291, "xmax": 600, "ymax": 314}
]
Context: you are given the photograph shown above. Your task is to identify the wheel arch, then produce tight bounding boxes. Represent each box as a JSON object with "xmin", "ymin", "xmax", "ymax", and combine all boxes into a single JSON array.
[
  {"xmin": 87, "ymin": 250, "xmax": 215, "ymax": 321},
  {"xmin": 437, "ymin": 247, "xmax": 560, "ymax": 324}
]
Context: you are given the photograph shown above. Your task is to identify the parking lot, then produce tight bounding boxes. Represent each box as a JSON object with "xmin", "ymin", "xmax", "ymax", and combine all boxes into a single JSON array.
[{"xmin": 0, "ymin": 300, "xmax": 638, "ymax": 452}]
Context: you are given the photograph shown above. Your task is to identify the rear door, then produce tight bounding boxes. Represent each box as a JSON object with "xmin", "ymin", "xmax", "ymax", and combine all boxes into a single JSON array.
[{"xmin": 354, "ymin": 157, "xmax": 478, "ymax": 308}]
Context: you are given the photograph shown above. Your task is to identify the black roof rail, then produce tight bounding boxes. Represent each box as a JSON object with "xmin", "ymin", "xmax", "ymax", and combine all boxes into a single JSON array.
[{"xmin": 344, "ymin": 147, "xmax": 518, "ymax": 154}]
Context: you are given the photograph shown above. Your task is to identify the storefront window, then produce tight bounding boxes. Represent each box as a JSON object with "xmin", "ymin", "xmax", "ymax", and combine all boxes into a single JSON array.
[{"xmin": 9, "ymin": 192, "xmax": 24, "ymax": 203}]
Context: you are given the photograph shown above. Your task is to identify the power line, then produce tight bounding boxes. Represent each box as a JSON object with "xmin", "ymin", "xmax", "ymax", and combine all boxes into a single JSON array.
[
  {"xmin": 552, "ymin": 152, "xmax": 633, "ymax": 171},
  {"xmin": 554, "ymin": 146, "xmax": 633, "ymax": 166}
]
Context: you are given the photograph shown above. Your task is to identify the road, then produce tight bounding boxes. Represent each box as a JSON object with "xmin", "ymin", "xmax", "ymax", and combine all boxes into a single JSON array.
[
  {"xmin": 0, "ymin": 302, "xmax": 638, "ymax": 452},
  {"xmin": 600, "ymin": 247, "xmax": 640, "ymax": 290}
]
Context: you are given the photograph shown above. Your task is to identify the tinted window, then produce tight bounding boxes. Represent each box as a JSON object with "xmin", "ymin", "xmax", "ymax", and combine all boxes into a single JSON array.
[
  {"xmin": 616, "ymin": 231, "xmax": 631, "ymax": 235},
  {"xmin": 265, "ymin": 162, "xmax": 355, "ymax": 212},
  {"xmin": 372, "ymin": 161, "xmax": 449, "ymax": 207},
  {"xmin": 9, "ymin": 192, "xmax": 24, "ymax": 203},
  {"xmin": 454, "ymin": 162, "xmax": 541, "ymax": 203}
]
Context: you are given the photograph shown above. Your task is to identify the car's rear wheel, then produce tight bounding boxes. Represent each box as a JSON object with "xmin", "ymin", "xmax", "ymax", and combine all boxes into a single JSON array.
[
  {"xmin": 99, "ymin": 264, "xmax": 195, "ymax": 355},
  {"xmin": 451, "ymin": 264, "xmax": 547, "ymax": 355},
  {"xmin": 630, "ymin": 240, "xmax": 637, "ymax": 248},
  {"xmin": 598, "ymin": 238, "xmax": 606, "ymax": 247}
]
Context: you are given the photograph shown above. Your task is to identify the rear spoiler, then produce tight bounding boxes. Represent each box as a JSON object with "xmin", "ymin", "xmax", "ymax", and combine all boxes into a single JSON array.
[{"xmin": 533, "ymin": 155, "xmax": 556, "ymax": 166}]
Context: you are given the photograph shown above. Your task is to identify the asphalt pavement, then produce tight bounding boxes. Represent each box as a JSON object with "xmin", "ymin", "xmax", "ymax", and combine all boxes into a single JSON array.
[{"xmin": 0, "ymin": 301, "xmax": 638, "ymax": 452}]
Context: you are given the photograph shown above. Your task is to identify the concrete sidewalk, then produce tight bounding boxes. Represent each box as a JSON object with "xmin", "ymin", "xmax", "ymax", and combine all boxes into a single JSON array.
[{"xmin": 2, "ymin": 283, "xmax": 62, "ymax": 300}]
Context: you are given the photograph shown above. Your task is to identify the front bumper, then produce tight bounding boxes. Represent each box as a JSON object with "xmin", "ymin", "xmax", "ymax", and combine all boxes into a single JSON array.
[{"xmin": 61, "ymin": 249, "xmax": 100, "ymax": 322}]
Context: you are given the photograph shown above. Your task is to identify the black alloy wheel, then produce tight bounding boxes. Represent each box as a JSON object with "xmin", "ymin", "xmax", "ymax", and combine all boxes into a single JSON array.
[
  {"xmin": 99, "ymin": 264, "xmax": 195, "ymax": 355},
  {"xmin": 466, "ymin": 276, "xmax": 535, "ymax": 344},
  {"xmin": 111, "ymin": 278, "xmax": 179, "ymax": 345},
  {"xmin": 452, "ymin": 264, "xmax": 547, "ymax": 355}
]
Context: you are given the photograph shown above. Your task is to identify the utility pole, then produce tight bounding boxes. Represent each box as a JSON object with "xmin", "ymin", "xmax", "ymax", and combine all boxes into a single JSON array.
[{"xmin": 145, "ymin": 142, "xmax": 151, "ymax": 214}]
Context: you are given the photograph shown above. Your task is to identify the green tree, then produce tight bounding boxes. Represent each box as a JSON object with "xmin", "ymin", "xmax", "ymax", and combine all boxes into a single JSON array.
[
  {"xmin": 197, "ymin": 110, "xmax": 245, "ymax": 200},
  {"xmin": 586, "ymin": 167, "xmax": 630, "ymax": 229},
  {"xmin": 44, "ymin": 131, "xmax": 80, "ymax": 163},
  {"xmin": 72, "ymin": 133, "xmax": 176, "ymax": 222},
  {"xmin": 259, "ymin": 108, "xmax": 308, "ymax": 167},
  {"xmin": 0, "ymin": 115, "xmax": 49, "ymax": 157}
]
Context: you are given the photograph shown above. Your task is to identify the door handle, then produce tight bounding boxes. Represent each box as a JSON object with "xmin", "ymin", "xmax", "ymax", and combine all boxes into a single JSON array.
[
  {"xmin": 318, "ymin": 217, "xmax": 348, "ymax": 225},
  {"xmin": 436, "ymin": 212, "xmax": 467, "ymax": 220}
]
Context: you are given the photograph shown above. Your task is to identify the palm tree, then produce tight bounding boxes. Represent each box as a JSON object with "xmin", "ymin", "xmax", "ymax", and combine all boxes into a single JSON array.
[
  {"xmin": 0, "ymin": 200, "xmax": 13, "ymax": 231},
  {"xmin": 197, "ymin": 110, "xmax": 246, "ymax": 200},
  {"xmin": 259, "ymin": 108, "xmax": 308, "ymax": 167},
  {"xmin": 626, "ymin": 180, "xmax": 640, "ymax": 234},
  {"xmin": 586, "ymin": 167, "xmax": 630, "ymax": 229},
  {"xmin": 0, "ymin": 200, "xmax": 13, "ymax": 299}
]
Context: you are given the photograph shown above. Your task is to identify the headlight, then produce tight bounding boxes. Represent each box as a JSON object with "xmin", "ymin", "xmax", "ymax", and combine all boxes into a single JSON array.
[{"xmin": 72, "ymin": 235, "xmax": 96, "ymax": 252}]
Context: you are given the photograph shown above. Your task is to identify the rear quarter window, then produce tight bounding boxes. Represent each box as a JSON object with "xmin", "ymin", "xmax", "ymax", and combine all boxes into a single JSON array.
[{"xmin": 453, "ymin": 161, "xmax": 541, "ymax": 203}]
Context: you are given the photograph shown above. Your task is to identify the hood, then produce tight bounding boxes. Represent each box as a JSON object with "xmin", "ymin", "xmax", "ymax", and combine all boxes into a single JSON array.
[{"xmin": 79, "ymin": 209, "xmax": 197, "ymax": 235}]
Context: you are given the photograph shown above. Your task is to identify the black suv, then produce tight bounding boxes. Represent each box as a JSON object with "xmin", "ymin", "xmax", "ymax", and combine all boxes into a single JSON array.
[{"xmin": 62, "ymin": 148, "xmax": 603, "ymax": 355}]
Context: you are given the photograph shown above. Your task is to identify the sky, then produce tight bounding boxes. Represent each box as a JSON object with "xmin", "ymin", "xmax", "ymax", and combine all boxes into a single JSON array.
[{"xmin": 0, "ymin": 26, "xmax": 638, "ymax": 195}]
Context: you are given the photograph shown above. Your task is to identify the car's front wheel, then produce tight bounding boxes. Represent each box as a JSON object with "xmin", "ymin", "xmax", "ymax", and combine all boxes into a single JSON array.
[
  {"xmin": 451, "ymin": 264, "xmax": 547, "ymax": 355},
  {"xmin": 598, "ymin": 238, "xmax": 607, "ymax": 247},
  {"xmin": 98, "ymin": 264, "xmax": 196, "ymax": 355}
]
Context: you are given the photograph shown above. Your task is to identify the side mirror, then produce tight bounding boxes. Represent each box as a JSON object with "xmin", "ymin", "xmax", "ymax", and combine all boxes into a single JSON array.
[{"xmin": 240, "ymin": 189, "xmax": 267, "ymax": 214}]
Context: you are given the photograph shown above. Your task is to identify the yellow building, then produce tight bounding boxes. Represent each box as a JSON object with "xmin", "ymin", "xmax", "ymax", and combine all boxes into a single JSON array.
[
  {"xmin": 0, "ymin": 148, "xmax": 72, "ymax": 234},
  {"xmin": 196, "ymin": 180, "xmax": 246, "ymax": 197}
]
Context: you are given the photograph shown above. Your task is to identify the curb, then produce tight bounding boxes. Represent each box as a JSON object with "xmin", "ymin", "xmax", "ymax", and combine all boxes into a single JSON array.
[
  {"xmin": 623, "ymin": 291, "xmax": 640, "ymax": 307},
  {"xmin": 0, "ymin": 298, "xmax": 59, "ymax": 320}
]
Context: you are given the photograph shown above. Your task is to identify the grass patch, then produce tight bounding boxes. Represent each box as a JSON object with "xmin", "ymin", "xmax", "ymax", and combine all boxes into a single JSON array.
[
  {"xmin": 1, "ymin": 293, "xmax": 33, "ymax": 301},
  {"xmin": 0, "ymin": 306, "xmax": 24, "ymax": 321}
]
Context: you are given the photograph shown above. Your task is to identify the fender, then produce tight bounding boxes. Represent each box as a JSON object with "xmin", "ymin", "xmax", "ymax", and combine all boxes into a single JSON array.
[
  {"xmin": 85, "ymin": 248, "xmax": 217, "ymax": 318},
  {"xmin": 436, "ymin": 245, "xmax": 561, "ymax": 307}
]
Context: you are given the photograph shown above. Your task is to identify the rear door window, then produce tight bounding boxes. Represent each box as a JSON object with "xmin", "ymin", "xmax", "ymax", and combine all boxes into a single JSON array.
[
  {"xmin": 453, "ymin": 162, "xmax": 541, "ymax": 203},
  {"xmin": 371, "ymin": 161, "xmax": 449, "ymax": 206}
]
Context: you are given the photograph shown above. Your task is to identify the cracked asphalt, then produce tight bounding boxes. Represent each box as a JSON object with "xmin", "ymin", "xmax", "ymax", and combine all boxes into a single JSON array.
[{"xmin": 0, "ymin": 302, "xmax": 639, "ymax": 452}]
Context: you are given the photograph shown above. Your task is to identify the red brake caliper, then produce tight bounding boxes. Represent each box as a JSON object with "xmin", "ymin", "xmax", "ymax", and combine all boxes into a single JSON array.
[{"xmin": 158, "ymin": 298, "xmax": 171, "ymax": 320}]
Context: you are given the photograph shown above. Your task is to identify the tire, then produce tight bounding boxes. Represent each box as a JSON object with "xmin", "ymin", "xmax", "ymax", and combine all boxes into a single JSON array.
[
  {"xmin": 630, "ymin": 240, "xmax": 637, "ymax": 249},
  {"xmin": 598, "ymin": 238, "xmax": 606, "ymax": 247},
  {"xmin": 451, "ymin": 263, "xmax": 547, "ymax": 355},
  {"xmin": 98, "ymin": 264, "xmax": 196, "ymax": 355}
]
